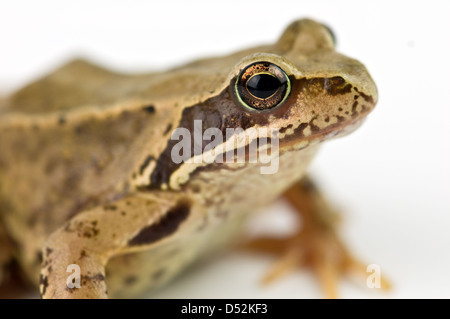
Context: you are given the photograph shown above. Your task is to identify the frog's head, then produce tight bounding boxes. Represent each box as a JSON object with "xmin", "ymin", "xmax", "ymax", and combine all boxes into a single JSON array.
[
  {"xmin": 146, "ymin": 19, "xmax": 377, "ymax": 191},
  {"xmin": 226, "ymin": 19, "xmax": 378, "ymax": 150}
]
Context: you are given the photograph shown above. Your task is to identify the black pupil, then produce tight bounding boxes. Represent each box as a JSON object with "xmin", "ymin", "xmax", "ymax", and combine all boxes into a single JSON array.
[{"xmin": 246, "ymin": 74, "xmax": 282, "ymax": 99}]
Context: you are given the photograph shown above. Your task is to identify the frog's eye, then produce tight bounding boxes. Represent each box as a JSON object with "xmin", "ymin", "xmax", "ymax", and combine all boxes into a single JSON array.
[{"xmin": 235, "ymin": 62, "xmax": 291, "ymax": 110}]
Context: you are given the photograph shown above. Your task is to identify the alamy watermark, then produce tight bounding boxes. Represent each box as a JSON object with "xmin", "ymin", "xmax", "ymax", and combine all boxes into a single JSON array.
[
  {"xmin": 66, "ymin": 264, "xmax": 81, "ymax": 289},
  {"xmin": 66, "ymin": 262, "xmax": 385, "ymax": 290},
  {"xmin": 169, "ymin": 120, "xmax": 280, "ymax": 174},
  {"xmin": 366, "ymin": 264, "xmax": 382, "ymax": 289}
]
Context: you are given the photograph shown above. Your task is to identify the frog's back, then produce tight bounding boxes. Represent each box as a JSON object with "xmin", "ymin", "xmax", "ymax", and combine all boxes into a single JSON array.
[
  {"xmin": 2, "ymin": 60, "xmax": 127, "ymax": 114},
  {"xmin": 0, "ymin": 59, "xmax": 188, "ymax": 277},
  {"xmin": 1, "ymin": 51, "xmax": 257, "ymax": 117}
]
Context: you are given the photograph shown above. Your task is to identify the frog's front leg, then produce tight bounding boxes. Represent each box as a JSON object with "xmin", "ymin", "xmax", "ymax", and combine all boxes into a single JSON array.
[
  {"xmin": 244, "ymin": 176, "xmax": 390, "ymax": 298},
  {"xmin": 40, "ymin": 193, "xmax": 190, "ymax": 299}
]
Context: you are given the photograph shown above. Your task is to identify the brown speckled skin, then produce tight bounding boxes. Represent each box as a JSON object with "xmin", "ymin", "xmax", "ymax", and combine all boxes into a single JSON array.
[{"xmin": 0, "ymin": 19, "xmax": 377, "ymax": 298}]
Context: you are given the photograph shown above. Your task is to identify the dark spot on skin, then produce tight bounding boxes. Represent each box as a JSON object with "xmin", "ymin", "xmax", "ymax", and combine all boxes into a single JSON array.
[
  {"xmin": 203, "ymin": 197, "xmax": 214, "ymax": 207},
  {"xmin": 83, "ymin": 228, "xmax": 99, "ymax": 238},
  {"xmin": 104, "ymin": 205, "xmax": 117, "ymax": 211},
  {"xmin": 308, "ymin": 118, "xmax": 320, "ymax": 133},
  {"xmin": 124, "ymin": 276, "xmax": 137, "ymax": 285},
  {"xmin": 121, "ymin": 211, "xmax": 126, "ymax": 216},
  {"xmin": 76, "ymin": 221, "xmax": 100, "ymax": 238},
  {"xmin": 36, "ymin": 251, "xmax": 43, "ymax": 265},
  {"xmin": 338, "ymin": 107, "xmax": 343, "ymax": 112},
  {"xmin": 336, "ymin": 115, "xmax": 346, "ymax": 123},
  {"xmin": 79, "ymin": 250, "xmax": 87, "ymax": 259},
  {"xmin": 309, "ymin": 124, "xmax": 320, "ymax": 133},
  {"xmin": 93, "ymin": 273, "xmax": 105, "ymax": 281},
  {"xmin": 142, "ymin": 105, "xmax": 155, "ymax": 114},
  {"xmin": 75, "ymin": 126, "xmax": 83, "ymax": 134},
  {"xmin": 128, "ymin": 201, "xmax": 191, "ymax": 246},
  {"xmin": 132, "ymin": 173, "xmax": 136, "ymax": 179},
  {"xmin": 279, "ymin": 124, "xmax": 293, "ymax": 134},
  {"xmin": 58, "ymin": 115, "xmax": 66, "ymax": 125},
  {"xmin": 352, "ymin": 101, "xmax": 359, "ymax": 117},
  {"xmin": 293, "ymin": 122, "xmax": 309, "ymax": 137},
  {"xmin": 48, "ymin": 266, "xmax": 52, "ymax": 273},
  {"xmin": 152, "ymin": 269, "xmax": 166, "ymax": 281},
  {"xmin": 164, "ymin": 123, "xmax": 173, "ymax": 136},
  {"xmin": 40, "ymin": 274, "xmax": 49, "ymax": 296},
  {"xmin": 191, "ymin": 184, "xmax": 201, "ymax": 193},
  {"xmin": 32, "ymin": 124, "xmax": 39, "ymax": 131},
  {"xmin": 275, "ymin": 122, "xmax": 310, "ymax": 148},
  {"xmin": 324, "ymin": 116, "xmax": 330, "ymax": 123},
  {"xmin": 65, "ymin": 287, "xmax": 74, "ymax": 293},
  {"xmin": 139, "ymin": 155, "xmax": 156, "ymax": 175},
  {"xmin": 354, "ymin": 87, "xmax": 375, "ymax": 104},
  {"xmin": 80, "ymin": 273, "xmax": 105, "ymax": 286},
  {"xmin": 324, "ymin": 77, "xmax": 352, "ymax": 95},
  {"xmin": 354, "ymin": 95, "xmax": 359, "ymax": 100},
  {"xmin": 46, "ymin": 248, "xmax": 53, "ymax": 256}
]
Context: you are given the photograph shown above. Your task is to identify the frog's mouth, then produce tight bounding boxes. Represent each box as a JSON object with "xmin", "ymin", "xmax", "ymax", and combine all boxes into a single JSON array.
[
  {"xmin": 323, "ymin": 118, "xmax": 366, "ymax": 139},
  {"xmin": 278, "ymin": 117, "xmax": 366, "ymax": 151}
]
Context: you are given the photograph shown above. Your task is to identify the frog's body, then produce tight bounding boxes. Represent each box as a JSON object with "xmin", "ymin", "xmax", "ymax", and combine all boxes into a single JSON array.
[{"xmin": 0, "ymin": 19, "xmax": 378, "ymax": 298}]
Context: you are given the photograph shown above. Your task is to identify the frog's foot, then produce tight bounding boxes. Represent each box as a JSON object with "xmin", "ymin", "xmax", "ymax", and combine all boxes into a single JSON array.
[
  {"xmin": 245, "ymin": 224, "xmax": 387, "ymax": 298},
  {"xmin": 244, "ymin": 177, "xmax": 390, "ymax": 298}
]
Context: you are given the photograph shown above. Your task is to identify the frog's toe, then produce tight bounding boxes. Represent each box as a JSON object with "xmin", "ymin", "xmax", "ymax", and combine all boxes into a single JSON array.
[{"xmin": 243, "ymin": 225, "xmax": 391, "ymax": 298}]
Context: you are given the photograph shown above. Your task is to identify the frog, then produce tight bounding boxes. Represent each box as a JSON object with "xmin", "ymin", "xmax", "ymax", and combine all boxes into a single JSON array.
[{"xmin": 0, "ymin": 19, "xmax": 384, "ymax": 299}]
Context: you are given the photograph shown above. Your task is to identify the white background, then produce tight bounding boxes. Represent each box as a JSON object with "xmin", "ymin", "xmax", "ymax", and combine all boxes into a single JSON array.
[{"xmin": 1, "ymin": 1, "xmax": 449, "ymax": 298}]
